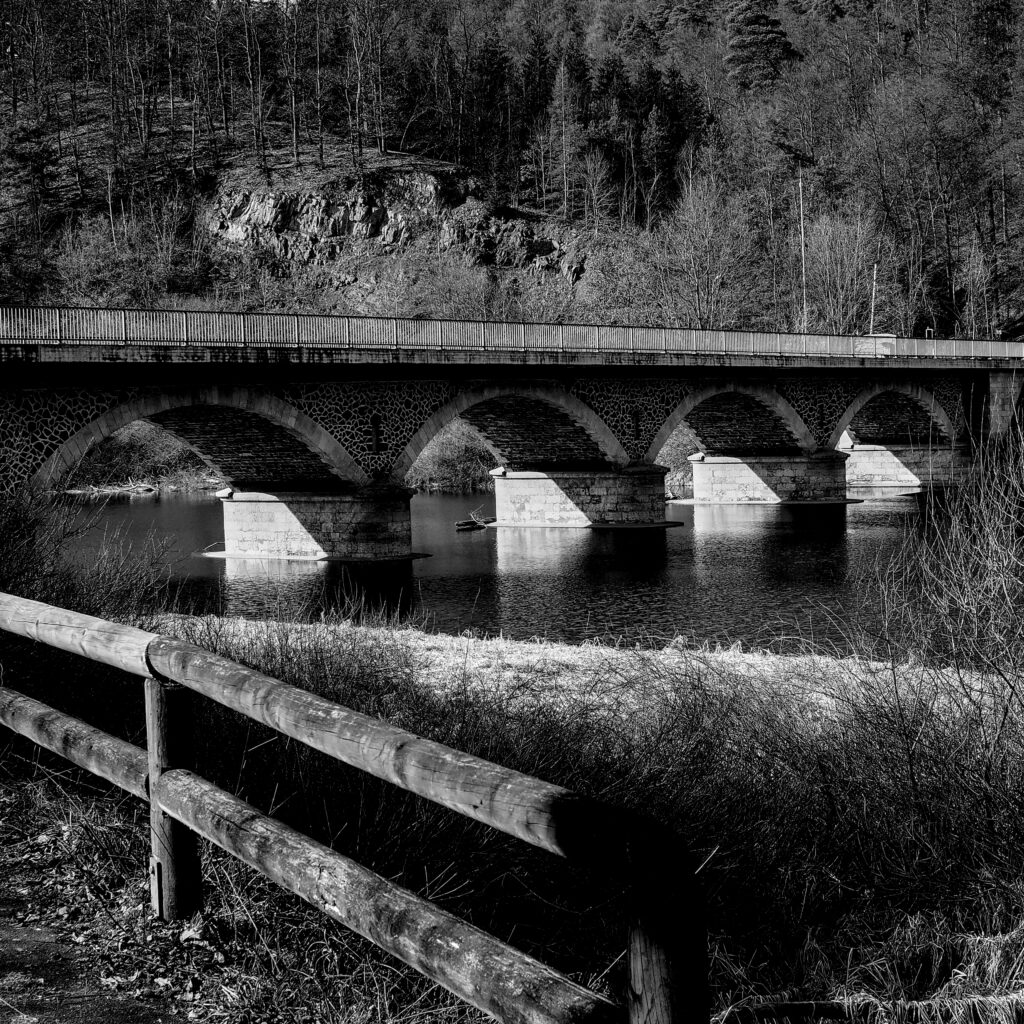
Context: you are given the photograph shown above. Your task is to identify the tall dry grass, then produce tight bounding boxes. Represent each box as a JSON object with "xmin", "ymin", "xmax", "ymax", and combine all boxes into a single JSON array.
[
  {"xmin": 0, "ymin": 489, "xmax": 172, "ymax": 617},
  {"xmin": 6, "ymin": 438, "xmax": 1024, "ymax": 1022}
]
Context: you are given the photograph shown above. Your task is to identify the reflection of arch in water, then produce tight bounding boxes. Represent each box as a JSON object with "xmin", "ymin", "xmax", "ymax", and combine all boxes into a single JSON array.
[
  {"xmin": 220, "ymin": 556, "xmax": 329, "ymax": 618},
  {"xmin": 492, "ymin": 526, "xmax": 592, "ymax": 637},
  {"xmin": 35, "ymin": 387, "xmax": 367, "ymax": 490},
  {"xmin": 219, "ymin": 555, "xmax": 414, "ymax": 620},
  {"xmin": 393, "ymin": 384, "xmax": 627, "ymax": 482},
  {"xmin": 689, "ymin": 503, "xmax": 851, "ymax": 641}
]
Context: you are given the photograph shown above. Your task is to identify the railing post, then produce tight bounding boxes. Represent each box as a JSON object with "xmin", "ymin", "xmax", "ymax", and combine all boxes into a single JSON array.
[
  {"xmin": 121, "ymin": 309, "xmax": 128, "ymax": 345},
  {"xmin": 145, "ymin": 677, "xmax": 202, "ymax": 921},
  {"xmin": 181, "ymin": 311, "xmax": 189, "ymax": 346}
]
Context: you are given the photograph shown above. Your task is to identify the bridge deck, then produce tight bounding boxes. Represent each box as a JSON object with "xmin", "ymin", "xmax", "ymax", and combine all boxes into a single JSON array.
[{"xmin": 0, "ymin": 306, "xmax": 1021, "ymax": 368}]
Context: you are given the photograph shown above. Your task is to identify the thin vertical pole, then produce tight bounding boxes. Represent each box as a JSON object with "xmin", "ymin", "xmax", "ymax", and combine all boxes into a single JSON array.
[
  {"xmin": 798, "ymin": 168, "xmax": 808, "ymax": 333},
  {"xmin": 869, "ymin": 262, "xmax": 878, "ymax": 336},
  {"xmin": 145, "ymin": 677, "xmax": 202, "ymax": 921}
]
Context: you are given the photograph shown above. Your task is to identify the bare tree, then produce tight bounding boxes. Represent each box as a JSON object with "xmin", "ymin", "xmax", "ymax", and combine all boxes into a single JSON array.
[
  {"xmin": 654, "ymin": 177, "xmax": 757, "ymax": 329},
  {"xmin": 801, "ymin": 207, "xmax": 898, "ymax": 335}
]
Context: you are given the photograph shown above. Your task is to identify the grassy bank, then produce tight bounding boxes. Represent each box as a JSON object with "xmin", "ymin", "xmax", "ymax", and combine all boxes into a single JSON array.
[{"xmin": 5, "ymin": 441, "xmax": 1024, "ymax": 1021}]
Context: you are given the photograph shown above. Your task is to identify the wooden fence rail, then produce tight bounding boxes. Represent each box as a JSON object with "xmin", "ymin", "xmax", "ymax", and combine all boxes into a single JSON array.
[{"xmin": 0, "ymin": 592, "xmax": 708, "ymax": 1024}]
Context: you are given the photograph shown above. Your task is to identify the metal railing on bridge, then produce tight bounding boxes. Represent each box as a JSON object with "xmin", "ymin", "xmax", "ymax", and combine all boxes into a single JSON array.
[{"xmin": 1, "ymin": 305, "xmax": 1022, "ymax": 359}]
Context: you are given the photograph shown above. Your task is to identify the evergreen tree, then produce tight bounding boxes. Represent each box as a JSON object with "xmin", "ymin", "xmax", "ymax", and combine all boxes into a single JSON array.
[{"xmin": 725, "ymin": 0, "xmax": 800, "ymax": 91}]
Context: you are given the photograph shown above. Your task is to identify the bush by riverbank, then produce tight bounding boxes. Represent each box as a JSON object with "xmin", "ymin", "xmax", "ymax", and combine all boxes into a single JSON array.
[
  {"xmin": 404, "ymin": 417, "xmax": 495, "ymax": 494},
  {"xmin": 65, "ymin": 421, "xmax": 222, "ymax": 494},
  {"xmin": 6, "ymin": 439, "xmax": 1024, "ymax": 1022}
]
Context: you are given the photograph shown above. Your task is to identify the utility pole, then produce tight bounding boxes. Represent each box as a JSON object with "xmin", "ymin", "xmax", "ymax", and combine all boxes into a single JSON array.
[
  {"xmin": 798, "ymin": 167, "xmax": 808, "ymax": 332},
  {"xmin": 869, "ymin": 262, "xmax": 878, "ymax": 334}
]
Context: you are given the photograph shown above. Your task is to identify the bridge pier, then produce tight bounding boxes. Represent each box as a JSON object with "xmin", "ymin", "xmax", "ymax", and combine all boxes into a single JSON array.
[
  {"xmin": 841, "ymin": 443, "xmax": 971, "ymax": 489},
  {"xmin": 987, "ymin": 370, "xmax": 1021, "ymax": 437},
  {"xmin": 491, "ymin": 464, "xmax": 669, "ymax": 527},
  {"xmin": 221, "ymin": 486, "xmax": 412, "ymax": 560},
  {"xmin": 689, "ymin": 451, "xmax": 848, "ymax": 503}
]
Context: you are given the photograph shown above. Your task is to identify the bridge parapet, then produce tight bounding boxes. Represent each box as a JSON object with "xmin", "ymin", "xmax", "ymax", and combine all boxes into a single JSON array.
[{"xmin": 2, "ymin": 305, "xmax": 1022, "ymax": 362}]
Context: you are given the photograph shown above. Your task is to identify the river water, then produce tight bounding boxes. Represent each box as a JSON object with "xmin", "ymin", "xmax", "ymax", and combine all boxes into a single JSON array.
[{"xmin": 70, "ymin": 491, "xmax": 918, "ymax": 647}]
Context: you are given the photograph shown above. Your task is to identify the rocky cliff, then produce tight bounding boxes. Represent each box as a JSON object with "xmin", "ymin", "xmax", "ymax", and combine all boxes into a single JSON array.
[{"xmin": 205, "ymin": 167, "xmax": 585, "ymax": 285}]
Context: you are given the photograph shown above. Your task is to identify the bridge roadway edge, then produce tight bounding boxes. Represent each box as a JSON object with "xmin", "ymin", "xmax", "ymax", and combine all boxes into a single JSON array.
[{"xmin": 1, "ymin": 342, "xmax": 1022, "ymax": 375}]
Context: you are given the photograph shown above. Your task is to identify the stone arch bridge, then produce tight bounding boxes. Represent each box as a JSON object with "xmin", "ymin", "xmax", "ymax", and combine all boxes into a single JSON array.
[{"xmin": 2, "ymin": 307, "xmax": 1021, "ymax": 559}]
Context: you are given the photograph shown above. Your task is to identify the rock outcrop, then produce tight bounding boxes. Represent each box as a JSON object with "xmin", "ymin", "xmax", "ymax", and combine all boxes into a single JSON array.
[{"xmin": 205, "ymin": 166, "xmax": 586, "ymax": 283}]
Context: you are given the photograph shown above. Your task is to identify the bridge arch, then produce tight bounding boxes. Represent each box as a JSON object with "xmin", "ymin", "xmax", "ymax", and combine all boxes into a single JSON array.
[
  {"xmin": 646, "ymin": 384, "xmax": 816, "ymax": 464},
  {"xmin": 393, "ymin": 384, "xmax": 628, "ymax": 482},
  {"xmin": 826, "ymin": 383, "xmax": 956, "ymax": 450},
  {"xmin": 33, "ymin": 387, "xmax": 369, "ymax": 490}
]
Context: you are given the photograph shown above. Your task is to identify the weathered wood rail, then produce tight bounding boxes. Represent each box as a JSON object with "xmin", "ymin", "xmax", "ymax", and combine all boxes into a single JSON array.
[
  {"xmin": 0, "ymin": 303, "xmax": 1020, "ymax": 360},
  {"xmin": 0, "ymin": 592, "xmax": 708, "ymax": 1024}
]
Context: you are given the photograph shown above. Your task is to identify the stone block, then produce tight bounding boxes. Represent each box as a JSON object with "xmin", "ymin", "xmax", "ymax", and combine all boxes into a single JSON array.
[
  {"xmin": 223, "ymin": 489, "xmax": 412, "ymax": 560},
  {"xmin": 692, "ymin": 453, "xmax": 848, "ymax": 503},
  {"xmin": 492, "ymin": 466, "xmax": 668, "ymax": 526}
]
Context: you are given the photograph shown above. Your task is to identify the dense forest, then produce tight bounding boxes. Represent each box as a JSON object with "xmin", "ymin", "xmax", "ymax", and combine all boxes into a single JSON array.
[{"xmin": 0, "ymin": 0, "xmax": 1021, "ymax": 336}]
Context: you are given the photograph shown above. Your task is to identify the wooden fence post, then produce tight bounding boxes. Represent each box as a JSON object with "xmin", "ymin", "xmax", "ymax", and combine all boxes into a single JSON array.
[
  {"xmin": 145, "ymin": 677, "xmax": 202, "ymax": 921},
  {"xmin": 626, "ymin": 833, "xmax": 708, "ymax": 1024}
]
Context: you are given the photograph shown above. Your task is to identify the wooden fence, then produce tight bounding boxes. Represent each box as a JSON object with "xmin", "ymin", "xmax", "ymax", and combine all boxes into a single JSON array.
[
  {"xmin": 0, "ymin": 592, "xmax": 707, "ymax": 1024},
  {"xmin": 0, "ymin": 304, "xmax": 1021, "ymax": 360}
]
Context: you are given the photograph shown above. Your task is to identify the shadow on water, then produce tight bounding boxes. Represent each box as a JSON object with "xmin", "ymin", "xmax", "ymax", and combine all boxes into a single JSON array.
[{"xmin": 66, "ymin": 490, "xmax": 918, "ymax": 648}]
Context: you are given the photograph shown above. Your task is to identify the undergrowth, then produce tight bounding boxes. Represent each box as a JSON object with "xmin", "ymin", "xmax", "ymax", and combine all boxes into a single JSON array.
[
  {"xmin": 65, "ymin": 420, "xmax": 221, "ymax": 493},
  {"xmin": 5, "ymin": 437, "xmax": 1024, "ymax": 1022}
]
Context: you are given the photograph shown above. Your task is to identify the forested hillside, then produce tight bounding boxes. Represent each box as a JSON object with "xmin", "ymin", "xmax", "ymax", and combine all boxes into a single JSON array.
[{"xmin": 0, "ymin": 0, "xmax": 1020, "ymax": 336}]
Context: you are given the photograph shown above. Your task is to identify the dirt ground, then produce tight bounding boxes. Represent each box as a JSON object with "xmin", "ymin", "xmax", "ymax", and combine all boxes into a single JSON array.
[{"xmin": 0, "ymin": 848, "xmax": 176, "ymax": 1024}]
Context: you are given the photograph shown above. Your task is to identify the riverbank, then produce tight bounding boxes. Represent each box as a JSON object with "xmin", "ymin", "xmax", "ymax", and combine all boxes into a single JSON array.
[
  {"xmin": 159, "ymin": 610, "xmax": 857, "ymax": 712},
  {"xmin": 7, "ymin": 443, "xmax": 1024, "ymax": 1024},
  {"xmin": 6, "ymin": 610, "xmax": 1024, "ymax": 1024}
]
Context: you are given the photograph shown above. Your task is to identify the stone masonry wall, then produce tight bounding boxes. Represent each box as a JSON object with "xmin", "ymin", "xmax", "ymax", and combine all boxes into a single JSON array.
[
  {"xmin": 843, "ymin": 445, "xmax": 970, "ymax": 488},
  {"xmin": 222, "ymin": 490, "xmax": 412, "ymax": 560},
  {"xmin": 690, "ymin": 453, "xmax": 848, "ymax": 503},
  {"xmin": 848, "ymin": 391, "xmax": 947, "ymax": 445},
  {"xmin": 493, "ymin": 467, "xmax": 667, "ymax": 526},
  {"xmin": 0, "ymin": 372, "xmax": 978, "ymax": 497},
  {"xmin": 153, "ymin": 406, "xmax": 348, "ymax": 488},
  {"xmin": 461, "ymin": 395, "xmax": 610, "ymax": 468}
]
